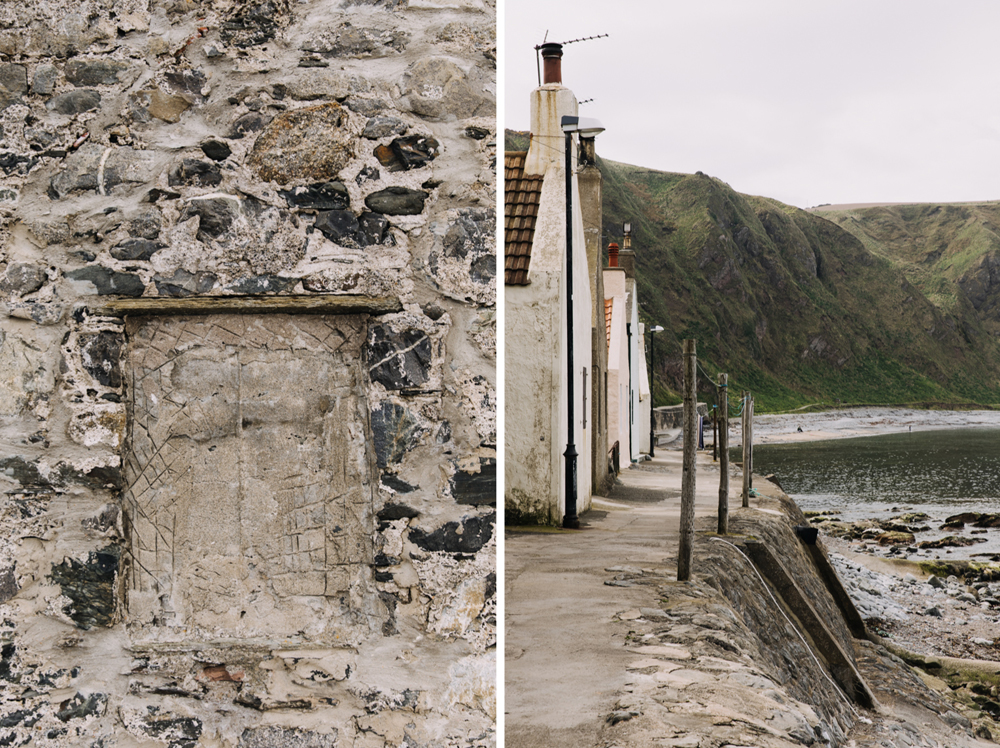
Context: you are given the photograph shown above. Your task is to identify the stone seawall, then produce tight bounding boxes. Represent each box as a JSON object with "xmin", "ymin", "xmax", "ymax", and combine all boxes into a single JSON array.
[
  {"xmin": 0, "ymin": 1, "xmax": 496, "ymax": 746},
  {"xmin": 600, "ymin": 475, "xmax": 987, "ymax": 747}
]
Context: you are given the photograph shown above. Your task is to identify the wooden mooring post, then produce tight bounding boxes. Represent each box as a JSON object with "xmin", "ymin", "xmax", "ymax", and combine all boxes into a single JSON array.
[
  {"xmin": 678, "ymin": 339, "xmax": 697, "ymax": 581},
  {"xmin": 717, "ymin": 373, "xmax": 729, "ymax": 535},
  {"xmin": 748, "ymin": 394, "xmax": 755, "ymax": 490},
  {"xmin": 741, "ymin": 391, "xmax": 753, "ymax": 507}
]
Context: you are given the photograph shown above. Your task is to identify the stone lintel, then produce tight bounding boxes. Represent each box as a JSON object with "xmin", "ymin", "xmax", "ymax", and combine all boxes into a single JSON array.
[{"xmin": 91, "ymin": 295, "xmax": 402, "ymax": 317}]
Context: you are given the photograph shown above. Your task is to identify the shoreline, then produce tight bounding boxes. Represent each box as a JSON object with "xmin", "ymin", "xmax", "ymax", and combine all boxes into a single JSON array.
[
  {"xmin": 752, "ymin": 406, "xmax": 1000, "ymax": 445},
  {"xmin": 749, "ymin": 408, "xmax": 1000, "ymax": 685}
]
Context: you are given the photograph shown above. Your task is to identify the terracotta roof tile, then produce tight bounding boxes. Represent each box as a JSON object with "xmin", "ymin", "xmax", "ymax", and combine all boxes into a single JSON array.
[
  {"xmin": 504, "ymin": 152, "xmax": 543, "ymax": 286},
  {"xmin": 605, "ymin": 298, "xmax": 613, "ymax": 351}
]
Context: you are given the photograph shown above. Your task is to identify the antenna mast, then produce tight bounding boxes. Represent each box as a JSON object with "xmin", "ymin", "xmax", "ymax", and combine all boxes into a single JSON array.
[{"xmin": 534, "ymin": 33, "xmax": 609, "ymax": 87}]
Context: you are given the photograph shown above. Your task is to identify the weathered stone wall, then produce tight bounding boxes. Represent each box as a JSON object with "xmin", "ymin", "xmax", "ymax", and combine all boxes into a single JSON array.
[{"xmin": 0, "ymin": 0, "xmax": 495, "ymax": 745}]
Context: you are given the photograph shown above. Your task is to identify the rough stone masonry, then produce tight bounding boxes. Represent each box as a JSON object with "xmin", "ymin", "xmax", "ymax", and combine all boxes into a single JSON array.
[{"xmin": 0, "ymin": 0, "xmax": 496, "ymax": 746}]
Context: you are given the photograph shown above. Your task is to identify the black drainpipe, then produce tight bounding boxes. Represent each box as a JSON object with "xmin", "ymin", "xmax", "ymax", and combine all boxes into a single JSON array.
[{"xmin": 626, "ymin": 322, "xmax": 633, "ymax": 452}]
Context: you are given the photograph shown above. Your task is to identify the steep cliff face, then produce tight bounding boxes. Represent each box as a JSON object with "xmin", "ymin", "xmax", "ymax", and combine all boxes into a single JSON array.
[
  {"xmin": 818, "ymin": 202, "xmax": 1000, "ymax": 328},
  {"xmin": 597, "ymin": 160, "xmax": 1000, "ymax": 408}
]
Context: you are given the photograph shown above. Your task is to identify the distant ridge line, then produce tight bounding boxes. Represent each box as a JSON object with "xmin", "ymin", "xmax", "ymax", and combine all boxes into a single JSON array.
[{"xmin": 811, "ymin": 200, "xmax": 1000, "ymax": 212}]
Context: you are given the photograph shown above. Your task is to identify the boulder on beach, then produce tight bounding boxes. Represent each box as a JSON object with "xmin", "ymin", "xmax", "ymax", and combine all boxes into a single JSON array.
[{"xmin": 917, "ymin": 535, "xmax": 988, "ymax": 550}]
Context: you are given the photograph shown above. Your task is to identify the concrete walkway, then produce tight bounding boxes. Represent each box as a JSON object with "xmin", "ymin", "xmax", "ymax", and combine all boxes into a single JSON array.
[
  {"xmin": 504, "ymin": 450, "xmax": 995, "ymax": 748},
  {"xmin": 504, "ymin": 450, "xmax": 727, "ymax": 748}
]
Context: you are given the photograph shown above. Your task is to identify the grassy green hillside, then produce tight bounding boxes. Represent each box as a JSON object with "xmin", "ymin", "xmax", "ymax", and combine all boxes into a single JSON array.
[
  {"xmin": 814, "ymin": 203, "xmax": 1000, "ymax": 327},
  {"xmin": 595, "ymin": 160, "xmax": 1000, "ymax": 412}
]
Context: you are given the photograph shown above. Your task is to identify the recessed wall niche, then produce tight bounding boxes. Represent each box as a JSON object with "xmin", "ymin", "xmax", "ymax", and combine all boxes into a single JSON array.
[{"xmin": 121, "ymin": 313, "xmax": 377, "ymax": 640}]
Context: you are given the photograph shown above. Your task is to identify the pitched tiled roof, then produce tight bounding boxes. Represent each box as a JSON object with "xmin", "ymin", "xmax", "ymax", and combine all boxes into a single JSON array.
[
  {"xmin": 605, "ymin": 298, "xmax": 613, "ymax": 351},
  {"xmin": 505, "ymin": 152, "xmax": 543, "ymax": 286}
]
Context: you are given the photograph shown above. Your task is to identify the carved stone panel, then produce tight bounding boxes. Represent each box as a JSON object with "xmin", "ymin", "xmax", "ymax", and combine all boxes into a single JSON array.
[{"xmin": 122, "ymin": 314, "xmax": 375, "ymax": 639}]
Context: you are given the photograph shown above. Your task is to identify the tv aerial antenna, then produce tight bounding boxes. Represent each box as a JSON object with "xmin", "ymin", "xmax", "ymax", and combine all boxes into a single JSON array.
[{"xmin": 535, "ymin": 31, "xmax": 609, "ymax": 87}]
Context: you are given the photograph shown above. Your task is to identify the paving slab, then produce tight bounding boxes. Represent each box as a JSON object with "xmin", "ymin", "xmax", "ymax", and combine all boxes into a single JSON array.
[{"xmin": 504, "ymin": 451, "xmax": 723, "ymax": 747}]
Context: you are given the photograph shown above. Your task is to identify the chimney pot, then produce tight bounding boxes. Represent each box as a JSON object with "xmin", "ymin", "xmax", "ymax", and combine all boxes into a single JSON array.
[
  {"xmin": 608, "ymin": 241, "xmax": 619, "ymax": 268},
  {"xmin": 540, "ymin": 42, "xmax": 563, "ymax": 85}
]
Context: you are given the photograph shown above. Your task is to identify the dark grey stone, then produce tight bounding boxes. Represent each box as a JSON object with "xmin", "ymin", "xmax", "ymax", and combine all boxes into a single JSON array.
[
  {"xmin": 144, "ymin": 188, "xmax": 181, "ymax": 203},
  {"xmin": 0, "ymin": 566, "xmax": 18, "ymax": 604},
  {"xmin": 344, "ymin": 97, "xmax": 390, "ymax": 117},
  {"xmin": 139, "ymin": 715, "xmax": 203, "ymax": 748},
  {"xmin": 1, "ymin": 262, "xmax": 46, "ymax": 296},
  {"xmin": 227, "ymin": 112, "xmax": 273, "ymax": 139},
  {"xmin": 379, "ymin": 476, "xmax": 417, "ymax": 495},
  {"xmin": 443, "ymin": 208, "xmax": 492, "ymax": 260},
  {"xmin": 49, "ymin": 546, "xmax": 120, "ymax": 629},
  {"xmin": 164, "ymin": 68, "xmax": 207, "ymax": 99},
  {"xmin": 0, "ymin": 152, "xmax": 36, "ymax": 176},
  {"xmin": 153, "ymin": 269, "xmax": 217, "ymax": 297},
  {"xmin": 0, "ymin": 707, "xmax": 41, "ymax": 730},
  {"xmin": 409, "ymin": 513, "xmax": 494, "ymax": 554},
  {"xmin": 357, "ymin": 212, "xmax": 390, "ymax": 246},
  {"xmin": 0, "ymin": 88, "xmax": 21, "ymax": 113},
  {"xmin": 224, "ymin": 275, "xmax": 295, "ymax": 294},
  {"xmin": 371, "ymin": 402, "xmax": 420, "ymax": 468},
  {"xmin": 422, "ymin": 303, "xmax": 445, "ymax": 321},
  {"xmin": 451, "ymin": 458, "xmax": 496, "ymax": 506},
  {"xmin": 127, "ymin": 210, "xmax": 162, "ymax": 240},
  {"xmin": 80, "ymin": 331, "xmax": 122, "ymax": 387},
  {"xmin": 362, "ymin": 115, "xmax": 408, "ymax": 140},
  {"xmin": 364, "ymin": 187, "xmax": 427, "ymax": 216},
  {"xmin": 31, "ymin": 64, "xmax": 58, "ymax": 95},
  {"xmin": 0, "ymin": 64, "xmax": 27, "ymax": 94},
  {"xmin": 110, "ymin": 238, "xmax": 165, "ymax": 261},
  {"xmin": 25, "ymin": 127, "xmax": 57, "ymax": 149},
  {"xmin": 61, "ymin": 464, "xmax": 122, "ymax": 490},
  {"xmin": 0, "ymin": 456, "xmax": 44, "ymax": 487},
  {"xmin": 5, "ymin": 301, "xmax": 57, "ymax": 325},
  {"xmin": 365, "ymin": 325, "xmax": 431, "ymax": 390},
  {"xmin": 200, "ymin": 140, "xmax": 232, "ymax": 161},
  {"xmin": 465, "ymin": 126, "xmax": 490, "ymax": 140},
  {"xmin": 238, "ymin": 726, "xmax": 337, "ymax": 748},
  {"xmin": 220, "ymin": 0, "xmax": 284, "ymax": 48},
  {"xmin": 65, "ymin": 59, "xmax": 128, "ymax": 86},
  {"xmin": 436, "ymin": 421, "xmax": 452, "ymax": 443},
  {"xmin": 56, "ymin": 693, "xmax": 107, "ymax": 722},
  {"xmin": 181, "ymin": 197, "xmax": 239, "ymax": 242},
  {"xmin": 355, "ymin": 165, "xmax": 380, "ymax": 185},
  {"xmin": 280, "ymin": 181, "xmax": 349, "ymax": 211},
  {"xmin": 168, "ymin": 159, "xmax": 223, "ymax": 187},
  {"xmin": 66, "ymin": 267, "xmax": 144, "ymax": 297},
  {"xmin": 82, "ymin": 504, "xmax": 119, "ymax": 533},
  {"xmin": 298, "ymin": 56, "xmax": 329, "ymax": 68},
  {"xmin": 314, "ymin": 209, "xmax": 359, "ymax": 245},
  {"xmin": 46, "ymin": 89, "xmax": 102, "ymax": 114},
  {"xmin": 373, "ymin": 134, "xmax": 439, "ymax": 172},
  {"xmin": 471, "ymin": 254, "xmax": 495, "ymax": 284}
]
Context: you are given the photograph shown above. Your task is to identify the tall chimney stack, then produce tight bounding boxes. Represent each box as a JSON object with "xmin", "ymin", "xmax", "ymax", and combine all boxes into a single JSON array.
[
  {"xmin": 524, "ymin": 42, "xmax": 577, "ymax": 176},
  {"xmin": 608, "ymin": 242, "xmax": 620, "ymax": 268},
  {"xmin": 540, "ymin": 43, "xmax": 563, "ymax": 85}
]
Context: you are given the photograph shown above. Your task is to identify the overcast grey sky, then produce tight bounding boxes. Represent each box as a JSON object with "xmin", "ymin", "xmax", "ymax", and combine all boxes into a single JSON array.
[{"xmin": 503, "ymin": 0, "xmax": 1000, "ymax": 208}]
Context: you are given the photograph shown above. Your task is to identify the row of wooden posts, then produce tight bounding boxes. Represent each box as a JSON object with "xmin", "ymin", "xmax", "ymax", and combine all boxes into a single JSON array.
[{"xmin": 677, "ymin": 339, "xmax": 754, "ymax": 582}]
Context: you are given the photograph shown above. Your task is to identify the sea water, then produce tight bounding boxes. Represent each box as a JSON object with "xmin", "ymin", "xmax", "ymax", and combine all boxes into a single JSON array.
[{"xmin": 747, "ymin": 428, "xmax": 1000, "ymax": 559}]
